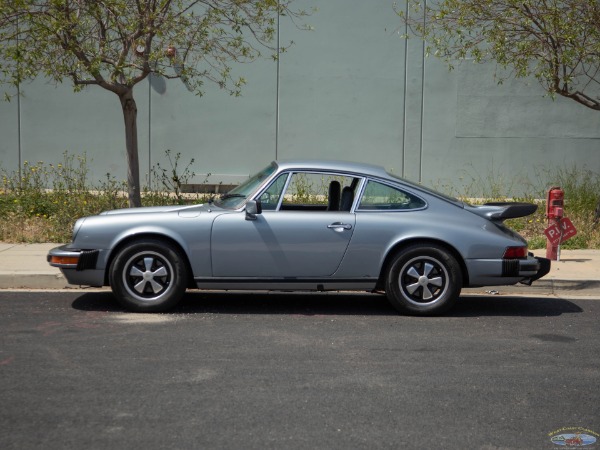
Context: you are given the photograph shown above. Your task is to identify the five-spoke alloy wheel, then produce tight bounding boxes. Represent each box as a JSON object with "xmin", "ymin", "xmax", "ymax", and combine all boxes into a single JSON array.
[
  {"xmin": 110, "ymin": 239, "xmax": 188, "ymax": 312},
  {"xmin": 386, "ymin": 243, "xmax": 462, "ymax": 315}
]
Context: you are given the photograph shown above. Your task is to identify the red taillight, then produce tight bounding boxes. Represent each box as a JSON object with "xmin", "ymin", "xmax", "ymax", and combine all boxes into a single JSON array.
[{"xmin": 503, "ymin": 246, "xmax": 527, "ymax": 259}]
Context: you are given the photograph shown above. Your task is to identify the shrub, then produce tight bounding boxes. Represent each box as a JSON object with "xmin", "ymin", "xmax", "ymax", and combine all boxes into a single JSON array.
[
  {"xmin": 443, "ymin": 164, "xmax": 600, "ymax": 249},
  {"xmin": 1, "ymin": 154, "xmax": 598, "ymax": 248},
  {"xmin": 0, "ymin": 151, "xmax": 209, "ymax": 243}
]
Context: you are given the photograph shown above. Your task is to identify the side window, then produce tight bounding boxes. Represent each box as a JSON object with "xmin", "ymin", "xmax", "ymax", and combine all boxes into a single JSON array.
[
  {"xmin": 358, "ymin": 180, "xmax": 425, "ymax": 210},
  {"xmin": 278, "ymin": 172, "xmax": 359, "ymax": 211},
  {"xmin": 258, "ymin": 173, "xmax": 289, "ymax": 210}
]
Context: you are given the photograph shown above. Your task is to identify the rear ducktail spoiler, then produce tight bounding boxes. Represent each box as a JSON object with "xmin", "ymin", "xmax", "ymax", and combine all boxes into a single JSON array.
[{"xmin": 466, "ymin": 202, "xmax": 538, "ymax": 221}]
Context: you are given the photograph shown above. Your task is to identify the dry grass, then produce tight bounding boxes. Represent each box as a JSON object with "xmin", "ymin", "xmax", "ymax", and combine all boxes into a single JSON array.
[
  {"xmin": 0, "ymin": 214, "xmax": 53, "ymax": 243},
  {"xmin": 1, "ymin": 153, "xmax": 599, "ymax": 248}
]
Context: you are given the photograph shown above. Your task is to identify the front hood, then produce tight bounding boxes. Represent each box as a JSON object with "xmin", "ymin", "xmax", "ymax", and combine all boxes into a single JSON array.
[
  {"xmin": 466, "ymin": 202, "xmax": 538, "ymax": 221},
  {"xmin": 99, "ymin": 203, "xmax": 210, "ymax": 216}
]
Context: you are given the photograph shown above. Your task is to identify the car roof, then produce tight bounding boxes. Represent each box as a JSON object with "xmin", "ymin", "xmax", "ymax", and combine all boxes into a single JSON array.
[
  {"xmin": 274, "ymin": 159, "xmax": 464, "ymax": 207},
  {"xmin": 274, "ymin": 159, "xmax": 392, "ymax": 179}
]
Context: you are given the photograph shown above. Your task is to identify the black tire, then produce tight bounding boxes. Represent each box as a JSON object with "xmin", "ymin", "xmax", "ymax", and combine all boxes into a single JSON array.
[
  {"xmin": 109, "ymin": 239, "xmax": 188, "ymax": 312},
  {"xmin": 385, "ymin": 243, "xmax": 462, "ymax": 316}
]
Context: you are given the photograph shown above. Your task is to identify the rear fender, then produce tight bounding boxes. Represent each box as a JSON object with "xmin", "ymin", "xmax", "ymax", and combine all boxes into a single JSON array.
[{"xmin": 376, "ymin": 238, "xmax": 469, "ymax": 290}]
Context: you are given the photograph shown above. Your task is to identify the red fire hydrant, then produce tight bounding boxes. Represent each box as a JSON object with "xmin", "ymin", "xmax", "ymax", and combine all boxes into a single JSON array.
[{"xmin": 546, "ymin": 187, "xmax": 564, "ymax": 260}]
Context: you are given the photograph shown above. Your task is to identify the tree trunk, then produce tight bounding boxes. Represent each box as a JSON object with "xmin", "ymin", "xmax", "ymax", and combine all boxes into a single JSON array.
[{"xmin": 119, "ymin": 89, "xmax": 142, "ymax": 208}]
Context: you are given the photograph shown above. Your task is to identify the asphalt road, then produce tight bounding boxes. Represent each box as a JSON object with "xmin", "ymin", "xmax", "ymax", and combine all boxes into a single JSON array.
[{"xmin": 1, "ymin": 291, "xmax": 599, "ymax": 450}]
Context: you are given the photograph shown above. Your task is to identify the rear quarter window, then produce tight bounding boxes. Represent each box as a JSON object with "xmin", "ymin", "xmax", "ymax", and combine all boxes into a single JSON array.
[{"xmin": 357, "ymin": 180, "xmax": 426, "ymax": 211}]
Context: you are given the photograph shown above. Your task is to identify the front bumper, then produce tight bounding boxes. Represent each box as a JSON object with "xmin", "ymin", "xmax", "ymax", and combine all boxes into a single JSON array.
[{"xmin": 47, "ymin": 245, "xmax": 105, "ymax": 287}]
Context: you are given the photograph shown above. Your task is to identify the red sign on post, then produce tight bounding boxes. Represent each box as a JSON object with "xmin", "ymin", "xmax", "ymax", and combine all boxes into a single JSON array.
[{"xmin": 544, "ymin": 217, "xmax": 577, "ymax": 246}]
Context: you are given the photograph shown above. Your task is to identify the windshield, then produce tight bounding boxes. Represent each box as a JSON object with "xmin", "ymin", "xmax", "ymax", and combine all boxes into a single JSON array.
[{"xmin": 214, "ymin": 162, "xmax": 277, "ymax": 209}]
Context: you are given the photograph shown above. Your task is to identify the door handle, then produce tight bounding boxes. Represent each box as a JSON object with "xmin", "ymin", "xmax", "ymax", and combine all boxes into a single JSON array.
[{"xmin": 327, "ymin": 222, "xmax": 352, "ymax": 232}]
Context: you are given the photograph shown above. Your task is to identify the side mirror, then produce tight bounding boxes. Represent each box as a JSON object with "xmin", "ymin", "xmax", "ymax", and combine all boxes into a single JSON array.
[{"xmin": 245, "ymin": 200, "xmax": 262, "ymax": 220}]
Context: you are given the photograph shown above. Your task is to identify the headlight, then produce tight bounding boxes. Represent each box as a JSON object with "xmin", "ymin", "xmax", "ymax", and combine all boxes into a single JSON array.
[{"xmin": 72, "ymin": 218, "xmax": 86, "ymax": 241}]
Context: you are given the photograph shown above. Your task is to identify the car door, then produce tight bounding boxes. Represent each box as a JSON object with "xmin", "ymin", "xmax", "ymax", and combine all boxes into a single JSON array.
[
  {"xmin": 210, "ymin": 172, "xmax": 360, "ymax": 278},
  {"xmin": 211, "ymin": 211, "xmax": 354, "ymax": 277}
]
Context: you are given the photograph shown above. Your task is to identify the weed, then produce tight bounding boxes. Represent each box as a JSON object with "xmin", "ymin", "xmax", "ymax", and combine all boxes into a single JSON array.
[
  {"xmin": 445, "ymin": 164, "xmax": 600, "ymax": 249},
  {"xmin": 0, "ymin": 156, "xmax": 598, "ymax": 249},
  {"xmin": 0, "ymin": 150, "xmax": 209, "ymax": 243}
]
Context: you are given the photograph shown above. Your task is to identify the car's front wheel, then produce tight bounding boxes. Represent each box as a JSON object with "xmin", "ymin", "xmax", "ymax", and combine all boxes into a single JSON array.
[
  {"xmin": 385, "ymin": 243, "xmax": 462, "ymax": 315},
  {"xmin": 109, "ymin": 239, "xmax": 188, "ymax": 312}
]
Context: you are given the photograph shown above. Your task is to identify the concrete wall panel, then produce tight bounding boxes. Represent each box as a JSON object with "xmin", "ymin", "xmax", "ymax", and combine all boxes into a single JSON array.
[
  {"xmin": 1, "ymin": 1, "xmax": 598, "ymax": 197},
  {"xmin": 149, "ymin": 57, "xmax": 277, "ymax": 186},
  {"xmin": 0, "ymin": 85, "xmax": 19, "ymax": 172},
  {"xmin": 278, "ymin": 0, "xmax": 405, "ymax": 169},
  {"xmin": 17, "ymin": 80, "xmax": 149, "ymax": 185}
]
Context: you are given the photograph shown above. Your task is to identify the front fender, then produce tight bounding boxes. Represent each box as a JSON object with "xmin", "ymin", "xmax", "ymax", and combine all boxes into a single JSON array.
[
  {"xmin": 97, "ymin": 225, "xmax": 194, "ymax": 272},
  {"xmin": 71, "ymin": 212, "xmax": 217, "ymax": 278}
]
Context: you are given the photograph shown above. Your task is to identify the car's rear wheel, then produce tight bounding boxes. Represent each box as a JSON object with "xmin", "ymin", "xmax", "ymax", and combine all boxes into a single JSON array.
[
  {"xmin": 109, "ymin": 239, "xmax": 188, "ymax": 312},
  {"xmin": 385, "ymin": 243, "xmax": 462, "ymax": 315}
]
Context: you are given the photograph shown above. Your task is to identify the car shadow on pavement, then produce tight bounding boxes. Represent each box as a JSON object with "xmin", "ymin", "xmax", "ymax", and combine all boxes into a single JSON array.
[
  {"xmin": 71, "ymin": 291, "xmax": 398, "ymax": 316},
  {"xmin": 71, "ymin": 291, "xmax": 584, "ymax": 317},
  {"xmin": 451, "ymin": 295, "xmax": 583, "ymax": 317}
]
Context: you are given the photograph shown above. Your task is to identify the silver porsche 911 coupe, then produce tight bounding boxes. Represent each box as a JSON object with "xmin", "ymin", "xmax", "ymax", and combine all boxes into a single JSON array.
[{"xmin": 48, "ymin": 160, "xmax": 550, "ymax": 315}]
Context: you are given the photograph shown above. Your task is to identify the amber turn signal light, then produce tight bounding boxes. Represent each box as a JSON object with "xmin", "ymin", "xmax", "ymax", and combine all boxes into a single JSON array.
[{"xmin": 50, "ymin": 255, "xmax": 79, "ymax": 265}]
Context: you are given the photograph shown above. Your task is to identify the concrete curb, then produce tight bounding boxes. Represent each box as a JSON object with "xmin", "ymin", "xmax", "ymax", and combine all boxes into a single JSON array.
[
  {"xmin": 0, "ymin": 272, "xmax": 68, "ymax": 290},
  {"xmin": 0, "ymin": 244, "xmax": 598, "ymax": 297}
]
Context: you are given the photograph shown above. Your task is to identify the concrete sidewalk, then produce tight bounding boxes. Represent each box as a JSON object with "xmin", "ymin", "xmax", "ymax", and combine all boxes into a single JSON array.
[{"xmin": 0, "ymin": 243, "xmax": 598, "ymax": 297}]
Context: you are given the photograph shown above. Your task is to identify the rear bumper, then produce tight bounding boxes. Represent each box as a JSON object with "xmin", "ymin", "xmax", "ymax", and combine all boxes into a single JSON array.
[
  {"xmin": 465, "ymin": 254, "xmax": 551, "ymax": 287},
  {"xmin": 518, "ymin": 255, "xmax": 551, "ymax": 286}
]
